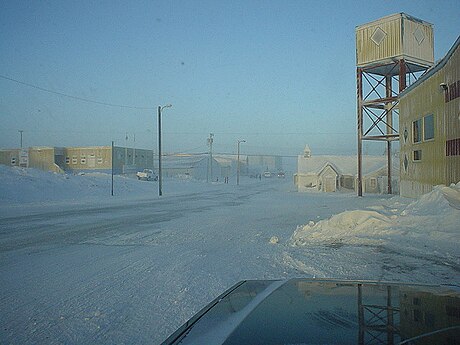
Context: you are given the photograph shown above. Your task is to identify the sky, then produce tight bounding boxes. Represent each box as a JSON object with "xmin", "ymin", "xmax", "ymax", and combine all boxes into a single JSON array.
[{"xmin": 0, "ymin": 0, "xmax": 459, "ymax": 156}]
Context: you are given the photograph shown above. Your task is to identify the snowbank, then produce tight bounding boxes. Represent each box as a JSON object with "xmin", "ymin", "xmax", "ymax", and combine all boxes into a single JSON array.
[
  {"xmin": 442, "ymin": 182, "xmax": 460, "ymax": 210},
  {"xmin": 292, "ymin": 210, "xmax": 394, "ymax": 246},
  {"xmin": 402, "ymin": 183, "xmax": 460, "ymax": 215},
  {"xmin": 0, "ymin": 165, "xmax": 151, "ymax": 204},
  {"xmin": 291, "ymin": 183, "xmax": 460, "ymax": 252},
  {"xmin": 0, "ymin": 165, "xmax": 225, "ymax": 206}
]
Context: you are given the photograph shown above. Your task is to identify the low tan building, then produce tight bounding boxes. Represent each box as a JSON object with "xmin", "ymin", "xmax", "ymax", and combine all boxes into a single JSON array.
[
  {"xmin": 0, "ymin": 147, "xmax": 64, "ymax": 173},
  {"xmin": 0, "ymin": 146, "xmax": 155, "ymax": 175}
]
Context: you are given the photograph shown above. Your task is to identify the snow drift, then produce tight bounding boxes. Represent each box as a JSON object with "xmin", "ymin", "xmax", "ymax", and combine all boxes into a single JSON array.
[{"xmin": 291, "ymin": 183, "xmax": 460, "ymax": 251}]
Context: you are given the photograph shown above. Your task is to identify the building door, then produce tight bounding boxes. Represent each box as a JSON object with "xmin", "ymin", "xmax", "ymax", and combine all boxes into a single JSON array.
[
  {"xmin": 88, "ymin": 154, "xmax": 96, "ymax": 168},
  {"xmin": 324, "ymin": 176, "xmax": 336, "ymax": 192}
]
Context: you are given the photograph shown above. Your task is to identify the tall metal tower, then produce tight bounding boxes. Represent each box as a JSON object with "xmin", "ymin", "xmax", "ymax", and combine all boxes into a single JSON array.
[{"xmin": 356, "ymin": 13, "xmax": 434, "ymax": 196}]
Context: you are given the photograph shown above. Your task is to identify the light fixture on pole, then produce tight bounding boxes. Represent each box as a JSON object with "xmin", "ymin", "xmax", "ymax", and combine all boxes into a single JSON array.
[
  {"xmin": 237, "ymin": 139, "xmax": 246, "ymax": 185},
  {"xmin": 158, "ymin": 104, "xmax": 172, "ymax": 196},
  {"xmin": 18, "ymin": 130, "xmax": 24, "ymax": 148}
]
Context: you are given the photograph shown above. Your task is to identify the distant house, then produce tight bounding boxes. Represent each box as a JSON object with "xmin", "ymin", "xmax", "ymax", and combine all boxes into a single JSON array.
[
  {"xmin": 161, "ymin": 154, "xmax": 223, "ymax": 181},
  {"xmin": 295, "ymin": 145, "xmax": 399, "ymax": 193},
  {"xmin": 247, "ymin": 155, "xmax": 282, "ymax": 175},
  {"xmin": 213, "ymin": 156, "xmax": 235, "ymax": 180},
  {"xmin": 399, "ymin": 36, "xmax": 460, "ymax": 198}
]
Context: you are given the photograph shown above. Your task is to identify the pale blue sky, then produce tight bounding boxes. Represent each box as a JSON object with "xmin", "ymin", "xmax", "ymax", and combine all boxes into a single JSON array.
[{"xmin": 1, "ymin": 1, "xmax": 458, "ymax": 155}]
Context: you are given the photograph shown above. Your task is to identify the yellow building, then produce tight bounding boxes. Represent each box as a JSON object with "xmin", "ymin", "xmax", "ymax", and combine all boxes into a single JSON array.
[
  {"xmin": 0, "ymin": 146, "xmax": 155, "ymax": 175},
  {"xmin": 0, "ymin": 147, "xmax": 64, "ymax": 173},
  {"xmin": 399, "ymin": 36, "xmax": 460, "ymax": 198}
]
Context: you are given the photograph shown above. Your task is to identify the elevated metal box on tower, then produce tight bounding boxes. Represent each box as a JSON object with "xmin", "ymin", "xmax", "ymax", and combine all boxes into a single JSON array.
[{"xmin": 356, "ymin": 13, "xmax": 434, "ymax": 73}]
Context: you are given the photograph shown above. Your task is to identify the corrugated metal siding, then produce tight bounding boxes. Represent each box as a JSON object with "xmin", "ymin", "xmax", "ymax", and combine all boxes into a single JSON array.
[
  {"xmin": 444, "ymin": 43, "xmax": 460, "ymax": 185},
  {"xmin": 402, "ymin": 17, "xmax": 434, "ymax": 66},
  {"xmin": 28, "ymin": 147, "xmax": 56, "ymax": 171},
  {"xmin": 65, "ymin": 146, "xmax": 113, "ymax": 171},
  {"xmin": 399, "ymin": 70, "xmax": 446, "ymax": 196},
  {"xmin": 399, "ymin": 40, "xmax": 460, "ymax": 197},
  {"xmin": 356, "ymin": 15, "xmax": 402, "ymax": 66},
  {"xmin": 0, "ymin": 149, "xmax": 20, "ymax": 166},
  {"xmin": 356, "ymin": 13, "xmax": 433, "ymax": 67}
]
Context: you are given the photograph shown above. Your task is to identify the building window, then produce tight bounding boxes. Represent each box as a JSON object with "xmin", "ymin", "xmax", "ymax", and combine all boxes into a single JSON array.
[
  {"xmin": 65, "ymin": 157, "xmax": 70, "ymax": 164},
  {"xmin": 413, "ymin": 150, "xmax": 422, "ymax": 161},
  {"xmin": 81, "ymin": 156, "xmax": 86, "ymax": 164},
  {"xmin": 446, "ymin": 138, "xmax": 460, "ymax": 156},
  {"xmin": 370, "ymin": 178, "xmax": 377, "ymax": 189},
  {"xmin": 97, "ymin": 157, "xmax": 103, "ymax": 164},
  {"xmin": 423, "ymin": 114, "xmax": 434, "ymax": 141},
  {"xmin": 413, "ymin": 119, "xmax": 422, "ymax": 143},
  {"xmin": 72, "ymin": 156, "xmax": 77, "ymax": 164},
  {"xmin": 445, "ymin": 80, "xmax": 460, "ymax": 103}
]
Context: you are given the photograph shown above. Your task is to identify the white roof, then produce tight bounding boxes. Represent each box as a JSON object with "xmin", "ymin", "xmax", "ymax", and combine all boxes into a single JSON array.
[
  {"xmin": 298, "ymin": 155, "xmax": 396, "ymax": 176},
  {"xmin": 161, "ymin": 155, "xmax": 208, "ymax": 169}
]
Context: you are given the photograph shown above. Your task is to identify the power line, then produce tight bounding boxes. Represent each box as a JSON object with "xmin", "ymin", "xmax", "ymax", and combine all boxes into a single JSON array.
[
  {"xmin": 0, "ymin": 74, "xmax": 155, "ymax": 110},
  {"xmin": 164, "ymin": 131, "xmax": 355, "ymax": 136}
]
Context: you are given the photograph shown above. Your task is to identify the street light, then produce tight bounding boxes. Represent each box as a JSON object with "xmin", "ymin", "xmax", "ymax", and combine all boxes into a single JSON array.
[
  {"xmin": 237, "ymin": 139, "xmax": 246, "ymax": 185},
  {"xmin": 18, "ymin": 130, "xmax": 24, "ymax": 148},
  {"xmin": 158, "ymin": 104, "xmax": 172, "ymax": 196}
]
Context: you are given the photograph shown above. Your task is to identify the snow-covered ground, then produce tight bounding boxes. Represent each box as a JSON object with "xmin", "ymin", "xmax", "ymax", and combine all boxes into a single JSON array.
[{"xmin": 0, "ymin": 165, "xmax": 459, "ymax": 344}]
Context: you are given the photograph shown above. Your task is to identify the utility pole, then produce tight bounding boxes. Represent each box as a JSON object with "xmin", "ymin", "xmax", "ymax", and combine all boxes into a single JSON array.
[
  {"xmin": 158, "ymin": 104, "xmax": 172, "ymax": 196},
  {"xmin": 207, "ymin": 133, "xmax": 214, "ymax": 182},
  {"xmin": 111, "ymin": 141, "xmax": 114, "ymax": 196},
  {"xmin": 237, "ymin": 139, "xmax": 246, "ymax": 185},
  {"xmin": 132, "ymin": 133, "xmax": 136, "ymax": 166},
  {"xmin": 18, "ymin": 130, "xmax": 24, "ymax": 148},
  {"xmin": 158, "ymin": 107, "xmax": 162, "ymax": 196},
  {"xmin": 124, "ymin": 132, "xmax": 128, "ymax": 172}
]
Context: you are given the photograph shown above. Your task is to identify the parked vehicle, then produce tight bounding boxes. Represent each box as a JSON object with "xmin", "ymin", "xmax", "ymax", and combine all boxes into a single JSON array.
[
  {"xmin": 161, "ymin": 278, "xmax": 460, "ymax": 344},
  {"xmin": 263, "ymin": 171, "xmax": 272, "ymax": 178},
  {"xmin": 136, "ymin": 169, "xmax": 157, "ymax": 181}
]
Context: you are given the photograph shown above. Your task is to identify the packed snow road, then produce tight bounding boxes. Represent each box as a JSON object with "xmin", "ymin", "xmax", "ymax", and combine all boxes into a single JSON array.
[{"xmin": 0, "ymin": 173, "xmax": 458, "ymax": 344}]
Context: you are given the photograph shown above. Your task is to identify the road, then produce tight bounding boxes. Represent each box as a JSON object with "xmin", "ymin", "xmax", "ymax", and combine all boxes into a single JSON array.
[{"xmin": 0, "ymin": 178, "xmax": 455, "ymax": 344}]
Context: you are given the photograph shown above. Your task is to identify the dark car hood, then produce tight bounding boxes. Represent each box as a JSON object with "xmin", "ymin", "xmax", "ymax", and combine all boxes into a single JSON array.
[{"xmin": 162, "ymin": 278, "xmax": 460, "ymax": 345}]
